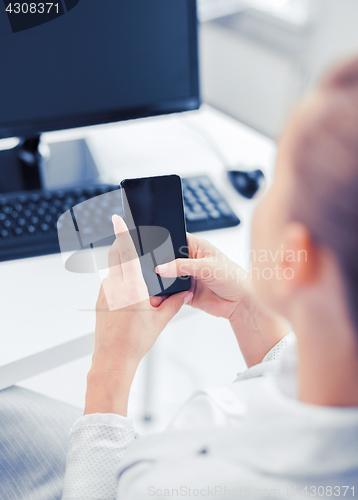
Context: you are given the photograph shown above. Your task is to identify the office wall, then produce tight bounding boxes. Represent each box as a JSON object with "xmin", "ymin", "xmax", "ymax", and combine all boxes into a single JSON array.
[
  {"xmin": 200, "ymin": 0, "xmax": 358, "ymax": 138},
  {"xmin": 200, "ymin": 20, "xmax": 302, "ymax": 138}
]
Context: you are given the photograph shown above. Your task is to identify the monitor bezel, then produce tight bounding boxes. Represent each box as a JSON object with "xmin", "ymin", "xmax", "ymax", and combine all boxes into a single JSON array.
[{"xmin": 0, "ymin": 0, "xmax": 200, "ymax": 140}]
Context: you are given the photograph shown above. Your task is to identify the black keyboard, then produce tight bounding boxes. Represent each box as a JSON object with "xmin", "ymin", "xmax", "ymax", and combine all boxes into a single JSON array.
[
  {"xmin": 182, "ymin": 176, "xmax": 240, "ymax": 232},
  {"xmin": 0, "ymin": 176, "xmax": 240, "ymax": 262}
]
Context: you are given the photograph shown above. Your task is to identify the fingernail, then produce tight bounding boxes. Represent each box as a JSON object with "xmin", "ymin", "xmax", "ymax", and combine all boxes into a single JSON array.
[
  {"xmin": 183, "ymin": 292, "xmax": 193, "ymax": 304},
  {"xmin": 112, "ymin": 214, "xmax": 120, "ymax": 228},
  {"xmin": 156, "ymin": 264, "xmax": 168, "ymax": 275}
]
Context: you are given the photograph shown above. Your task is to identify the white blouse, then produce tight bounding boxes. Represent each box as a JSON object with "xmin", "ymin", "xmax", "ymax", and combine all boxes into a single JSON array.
[
  {"xmin": 63, "ymin": 333, "xmax": 298, "ymax": 499},
  {"xmin": 62, "ymin": 330, "xmax": 358, "ymax": 499}
]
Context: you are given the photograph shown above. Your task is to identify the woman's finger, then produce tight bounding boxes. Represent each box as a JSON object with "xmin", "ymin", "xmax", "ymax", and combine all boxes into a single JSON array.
[
  {"xmin": 150, "ymin": 295, "xmax": 168, "ymax": 308},
  {"xmin": 157, "ymin": 290, "xmax": 193, "ymax": 323},
  {"xmin": 156, "ymin": 257, "xmax": 218, "ymax": 282}
]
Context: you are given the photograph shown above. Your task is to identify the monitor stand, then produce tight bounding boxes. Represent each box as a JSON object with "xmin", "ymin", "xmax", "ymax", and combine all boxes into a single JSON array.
[{"xmin": 0, "ymin": 135, "xmax": 101, "ymax": 194}]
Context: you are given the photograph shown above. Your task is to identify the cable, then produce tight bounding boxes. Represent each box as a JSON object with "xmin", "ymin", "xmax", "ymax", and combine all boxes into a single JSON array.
[{"xmin": 179, "ymin": 116, "xmax": 232, "ymax": 169}]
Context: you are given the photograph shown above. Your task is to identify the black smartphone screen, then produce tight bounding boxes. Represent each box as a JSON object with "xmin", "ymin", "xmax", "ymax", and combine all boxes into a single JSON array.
[{"xmin": 121, "ymin": 175, "xmax": 191, "ymax": 296}]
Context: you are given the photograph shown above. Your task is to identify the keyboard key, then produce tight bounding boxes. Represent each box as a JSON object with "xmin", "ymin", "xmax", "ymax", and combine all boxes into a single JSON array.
[
  {"xmin": 93, "ymin": 216, "xmax": 103, "ymax": 225},
  {"xmin": 4, "ymin": 220, "xmax": 11, "ymax": 228},
  {"xmin": 199, "ymin": 177, "xmax": 211, "ymax": 188},
  {"xmin": 31, "ymin": 216, "xmax": 39, "ymax": 225},
  {"xmin": 14, "ymin": 227, "xmax": 23, "ymax": 236},
  {"xmin": 3, "ymin": 206, "xmax": 12, "ymax": 214},
  {"xmin": 97, "ymin": 185, "xmax": 111, "ymax": 194},
  {"xmin": 0, "ymin": 213, "xmax": 6, "ymax": 221},
  {"xmin": 27, "ymin": 225, "xmax": 36, "ymax": 234},
  {"xmin": 186, "ymin": 178, "xmax": 200, "ymax": 189},
  {"xmin": 198, "ymin": 194, "xmax": 210, "ymax": 204},
  {"xmin": 184, "ymin": 192, "xmax": 196, "ymax": 204},
  {"xmin": 18, "ymin": 218, "xmax": 26, "ymax": 226},
  {"xmin": 192, "ymin": 203, "xmax": 203, "ymax": 213},
  {"xmin": 84, "ymin": 187, "xmax": 97, "ymax": 197},
  {"xmin": 0, "ymin": 229, "xmax": 9, "ymax": 238},
  {"xmin": 203, "ymin": 202, "xmax": 215, "ymax": 211},
  {"xmin": 186, "ymin": 210, "xmax": 208, "ymax": 221},
  {"xmin": 207, "ymin": 189, "xmax": 222, "ymax": 201},
  {"xmin": 217, "ymin": 201, "xmax": 232, "ymax": 216},
  {"xmin": 209, "ymin": 209, "xmax": 221, "ymax": 219},
  {"xmin": 24, "ymin": 209, "xmax": 32, "ymax": 218},
  {"xmin": 41, "ymin": 224, "xmax": 50, "ymax": 232}
]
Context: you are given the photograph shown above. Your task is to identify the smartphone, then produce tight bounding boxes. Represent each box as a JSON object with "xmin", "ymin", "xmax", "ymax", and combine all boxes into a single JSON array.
[{"xmin": 120, "ymin": 174, "xmax": 191, "ymax": 296}]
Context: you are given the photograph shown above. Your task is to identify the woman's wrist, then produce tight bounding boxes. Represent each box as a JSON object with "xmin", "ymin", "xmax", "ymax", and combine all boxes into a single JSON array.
[
  {"xmin": 84, "ymin": 358, "xmax": 139, "ymax": 416},
  {"xmin": 229, "ymin": 290, "xmax": 289, "ymax": 367}
]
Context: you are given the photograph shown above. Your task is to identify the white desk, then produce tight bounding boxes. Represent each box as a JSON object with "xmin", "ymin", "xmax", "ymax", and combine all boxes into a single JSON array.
[{"xmin": 0, "ymin": 105, "xmax": 276, "ymax": 391}]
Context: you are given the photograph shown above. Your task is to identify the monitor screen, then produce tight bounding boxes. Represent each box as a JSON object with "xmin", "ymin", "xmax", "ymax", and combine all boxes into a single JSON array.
[{"xmin": 0, "ymin": 0, "xmax": 199, "ymax": 139}]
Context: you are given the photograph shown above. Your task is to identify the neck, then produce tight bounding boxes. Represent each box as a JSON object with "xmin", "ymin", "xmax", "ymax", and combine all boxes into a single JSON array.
[{"xmin": 291, "ymin": 295, "xmax": 358, "ymax": 407}]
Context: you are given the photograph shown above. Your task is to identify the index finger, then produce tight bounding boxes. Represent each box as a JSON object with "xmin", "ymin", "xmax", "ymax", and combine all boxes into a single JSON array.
[{"xmin": 112, "ymin": 214, "xmax": 143, "ymax": 281}]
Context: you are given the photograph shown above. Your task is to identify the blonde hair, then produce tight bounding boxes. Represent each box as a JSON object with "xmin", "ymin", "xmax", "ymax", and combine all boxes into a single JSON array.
[{"xmin": 291, "ymin": 56, "xmax": 358, "ymax": 332}]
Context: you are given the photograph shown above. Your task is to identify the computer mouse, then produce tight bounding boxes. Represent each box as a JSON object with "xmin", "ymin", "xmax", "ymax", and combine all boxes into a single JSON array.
[{"xmin": 227, "ymin": 169, "xmax": 265, "ymax": 199}]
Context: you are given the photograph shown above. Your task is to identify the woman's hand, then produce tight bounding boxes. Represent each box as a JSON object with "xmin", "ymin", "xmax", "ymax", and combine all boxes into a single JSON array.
[
  {"xmin": 85, "ymin": 215, "xmax": 192, "ymax": 416},
  {"xmin": 156, "ymin": 233, "xmax": 249, "ymax": 320},
  {"xmin": 156, "ymin": 233, "xmax": 289, "ymax": 366}
]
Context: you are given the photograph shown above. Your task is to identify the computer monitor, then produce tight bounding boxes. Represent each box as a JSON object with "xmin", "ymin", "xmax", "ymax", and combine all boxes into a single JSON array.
[{"xmin": 0, "ymin": 0, "xmax": 200, "ymax": 192}]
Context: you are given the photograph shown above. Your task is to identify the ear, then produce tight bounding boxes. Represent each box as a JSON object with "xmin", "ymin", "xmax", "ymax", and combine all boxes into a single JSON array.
[{"xmin": 276, "ymin": 222, "xmax": 318, "ymax": 299}]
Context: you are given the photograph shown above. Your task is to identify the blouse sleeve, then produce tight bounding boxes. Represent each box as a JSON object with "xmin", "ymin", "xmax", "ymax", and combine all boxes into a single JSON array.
[{"xmin": 62, "ymin": 413, "xmax": 139, "ymax": 500}]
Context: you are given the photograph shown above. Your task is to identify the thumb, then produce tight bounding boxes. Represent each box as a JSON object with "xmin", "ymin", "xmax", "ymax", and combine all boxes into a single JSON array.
[
  {"xmin": 157, "ymin": 290, "xmax": 193, "ymax": 323},
  {"xmin": 156, "ymin": 258, "xmax": 216, "ymax": 281}
]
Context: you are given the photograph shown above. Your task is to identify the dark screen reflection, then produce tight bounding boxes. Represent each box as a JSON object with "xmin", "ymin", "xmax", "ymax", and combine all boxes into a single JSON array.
[{"xmin": 122, "ymin": 175, "xmax": 191, "ymax": 296}]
